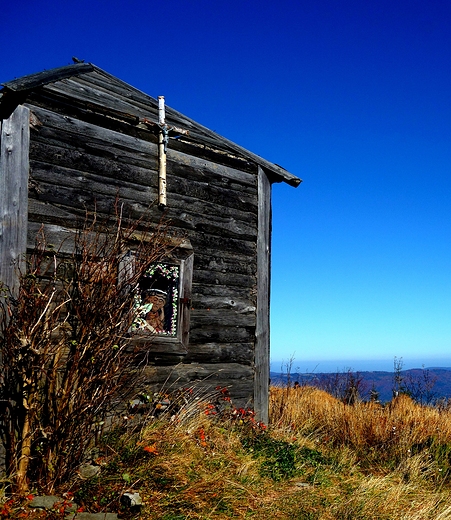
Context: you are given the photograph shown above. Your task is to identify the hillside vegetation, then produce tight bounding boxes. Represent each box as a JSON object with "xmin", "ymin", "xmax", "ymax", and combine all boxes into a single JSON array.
[{"xmin": 6, "ymin": 385, "xmax": 451, "ymax": 519}]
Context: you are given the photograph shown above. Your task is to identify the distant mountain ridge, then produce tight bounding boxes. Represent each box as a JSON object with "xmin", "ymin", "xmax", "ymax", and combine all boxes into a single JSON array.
[{"xmin": 270, "ymin": 367, "xmax": 451, "ymax": 403}]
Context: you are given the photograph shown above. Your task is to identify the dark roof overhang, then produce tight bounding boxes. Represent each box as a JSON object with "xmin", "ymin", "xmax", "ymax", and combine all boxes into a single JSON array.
[{"xmin": 1, "ymin": 63, "xmax": 301, "ymax": 187}]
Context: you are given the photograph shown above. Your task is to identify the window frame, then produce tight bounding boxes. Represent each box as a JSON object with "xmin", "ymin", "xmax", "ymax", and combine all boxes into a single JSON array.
[{"xmin": 127, "ymin": 246, "xmax": 194, "ymax": 357}]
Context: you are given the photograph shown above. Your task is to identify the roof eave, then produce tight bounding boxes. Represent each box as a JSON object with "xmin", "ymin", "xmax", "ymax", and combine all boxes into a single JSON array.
[
  {"xmin": 1, "ymin": 62, "xmax": 95, "ymax": 92},
  {"xmin": 1, "ymin": 62, "xmax": 302, "ymax": 187}
]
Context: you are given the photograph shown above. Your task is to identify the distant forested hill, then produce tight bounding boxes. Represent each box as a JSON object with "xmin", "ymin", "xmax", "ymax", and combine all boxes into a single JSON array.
[{"xmin": 270, "ymin": 368, "xmax": 451, "ymax": 403}]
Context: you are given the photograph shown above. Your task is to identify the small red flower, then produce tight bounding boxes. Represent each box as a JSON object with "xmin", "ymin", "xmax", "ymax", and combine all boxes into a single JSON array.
[{"xmin": 143, "ymin": 444, "xmax": 158, "ymax": 454}]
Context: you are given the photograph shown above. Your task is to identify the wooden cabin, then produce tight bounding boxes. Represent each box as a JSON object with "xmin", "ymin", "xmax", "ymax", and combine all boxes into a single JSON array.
[{"xmin": 0, "ymin": 63, "xmax": 301, "ymax": 422}]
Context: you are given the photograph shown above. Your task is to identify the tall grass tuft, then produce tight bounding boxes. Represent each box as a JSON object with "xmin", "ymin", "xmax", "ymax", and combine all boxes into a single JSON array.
[{"xmin": 270, "ymin": 385, "xmax": 451, "ymax": 471}]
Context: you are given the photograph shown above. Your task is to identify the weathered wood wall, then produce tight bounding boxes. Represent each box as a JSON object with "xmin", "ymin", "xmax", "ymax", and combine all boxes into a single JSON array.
[
  {"xmin": 0, "ymin": 105, "xmax": 29, "ymax": 300},
  {"xmin": 254, "ymin": 166, "xmax": 271, "ymax": 424},
  {"xmin": 20, "ymin": 72, "xmax": 260, "ymax": 406}
]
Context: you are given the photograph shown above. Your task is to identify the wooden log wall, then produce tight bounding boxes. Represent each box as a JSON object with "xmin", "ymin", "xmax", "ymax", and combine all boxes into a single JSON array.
[{"xmin": 23, "ymin": 77, "xmax": 260, "ymax": 405}]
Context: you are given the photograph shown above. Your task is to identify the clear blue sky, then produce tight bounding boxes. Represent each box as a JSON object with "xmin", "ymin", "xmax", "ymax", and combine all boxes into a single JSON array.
[{"xmin": 2, "ymin": 0, "xmax": 451, "ymax": 373}]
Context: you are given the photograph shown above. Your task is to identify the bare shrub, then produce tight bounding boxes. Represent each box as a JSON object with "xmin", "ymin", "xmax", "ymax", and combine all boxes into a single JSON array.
[
  {"xmin": 316, "ymin": 369, "xmax": 368, "ymax": 404},
  {"xmin": 0, "ymin": 204, "xmax": 177, "ymax": 493}
]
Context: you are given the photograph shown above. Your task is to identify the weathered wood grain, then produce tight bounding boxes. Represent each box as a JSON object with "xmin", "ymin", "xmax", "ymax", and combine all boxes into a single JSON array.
[
  {"xmin": 191, "ymin": 293, "xmax": 256, "ymax": 313},
  {"xmin": 187, "ymin": 343, "xmax": 254, "ymax": 365},
  {"xmin": 193, "ymin": 254, "xmax": 256, "ymax": 278},
  {"xmin": 141, "ymin": 362, "xmax": 254, "ymax": 405},
  {"xmin": 30, "ymin": 139, "xmax": 257, "ymax": 198},
  {"xmin": 29, "ymin": 95, "xmax": 255, "ymax": 178},
  {"xmin": 28, "ymin": 187, "xmax": 257, "ymax": 245},
  {"xmin": 30, "ymin": 141, "xmax": 158, "ymax": 184},
  {"xmin": 40, "ymin": 80, "xmax": 254, "ymax": 167},
  {"xmin": 190, "ymin": 309, "xmax": 255, "ymax": 328},
  {"xmin": 28, "ymin": 88, "xmax": 256, "ymax": 173},
  {"xmin": 71, "ymin": 72, "xmax": 159, "ymax": 112},
  {"xmin": 2, "ymin": 63, "xmax": 94, "ymax": 92},
  {"xmin": 44, "ymin": 80, "xmax": 148, "ymax": 121},
  {"xmin": 29, "ymin": 161, "xmax": 258, "ymax": 233},
  {"xmin": 26, "ymin": 104, "xmax": 152, "ymax": 156},
  {"xmin": 21, "ymin": 87, "xmax": 261, "ymax": 412},
  {"xmin": 189, "ymin": 325, "xmax": 254, "ymax": 344},
  {"xmin": 254, "ymin": 166, "xmax": 271, "ymax": 424},
  {"xmin": 129, "ymin": 337, "xmax": 187, "ymax": 356},
  {"xmin": 189, "ymin": 234, "xmax": 256, "ymax": 258},
  {"xmin": 192, "ymin": 269, "xmax": 255, "ymax": 288},
  {"xmin": 28, "ymin": 198, "xmax": 79, "ymax": 224},
  {"xmin": 179, "ymin": 252, "xmax": 194, "ymax": 350},
  {"xmin": 27, "ymin": 222, "xmax": 76, "ymax": 254},
  {"xmin": 28, "ymin": 104, "xmax": 257, "ymax": 189},
  {"xmin": 0, "ymin": 105, "xmax": 30, "ymax": 298}
]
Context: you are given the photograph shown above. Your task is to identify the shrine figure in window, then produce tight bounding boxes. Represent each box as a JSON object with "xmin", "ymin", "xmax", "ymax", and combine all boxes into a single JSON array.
[
  {"xmin": 132, "ymin": 263, "xmax": 180, "ymax": 336},
  {"xmin": 142, "ymin": 289, "xmax": 167, "ymax": 333}
]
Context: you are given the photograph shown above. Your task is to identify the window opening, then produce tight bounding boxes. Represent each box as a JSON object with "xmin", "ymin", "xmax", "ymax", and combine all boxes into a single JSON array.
[{"xmin": 133, "ymin": 263, "xmax": 180, "ymax": 336}]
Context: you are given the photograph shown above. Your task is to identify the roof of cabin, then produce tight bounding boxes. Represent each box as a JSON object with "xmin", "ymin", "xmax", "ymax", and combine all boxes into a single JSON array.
[{"xmin": 0, "ymin": 63, "xmax": 301, "ymax": 187}]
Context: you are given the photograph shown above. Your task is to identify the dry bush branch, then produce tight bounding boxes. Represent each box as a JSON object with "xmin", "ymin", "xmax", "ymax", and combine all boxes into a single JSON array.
[{"xmin": 0, "ymin": 204, "xmax": 179, "ymax": 493}]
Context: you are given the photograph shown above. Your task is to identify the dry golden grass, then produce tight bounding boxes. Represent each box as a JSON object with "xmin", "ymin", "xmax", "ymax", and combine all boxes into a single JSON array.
[
  {"xmin": 55, "ymin": 386, "xmax": 451, "ymax": 519},
  {"xmin": 270, "ymin": 386, "xmax": 451, "ymax": 467}
]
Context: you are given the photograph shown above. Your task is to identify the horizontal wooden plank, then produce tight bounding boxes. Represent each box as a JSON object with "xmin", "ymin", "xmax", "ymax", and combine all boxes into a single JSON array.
[
  {"xmin": 191, "ymin": 293, "xmax": 256, "ymax": 313},
  {"xmin": 44, "ymin": 79, "xmax": 148, "ymax": 121},
  {"xmin": 192, "ymin": 268, "xmax": 255, "ymax": 288},
  {"xmin": 30, "ymin": 157, "xmax": 257, "ymax": 228},
  {"xmin": 141, "ymin": 363, "xmax": 254, "ymax": 399},
  {"xmin": 167, "ymin": 147, "xmax": 255, "ymax": 187},
  {"xmin": 129, "ymin": 336, "xmax": 187, "ymax": 356},
  {"xmin": 40, "ymin": 80, "xmax": 257, "ymax": 173},
  {"xmin": 27, "ymin": 89, "xmax": 149, "ymax": 141},
  {"xmin": 69, "ymin": 72, "xmax": 249, "ymax": 173},
  {"xmin": 27, "ymin": 222, "xmax": 76, "ymax": 254},
  {"xmin": 190, "ymin": 309, "xmax": 255, "ymax": 328},
  {"xmin": 28, "ymin": 182, "xmax": 143, "ymax": 219},
  {"xmin": 30, "ymin": 161, "xmax": 154, "ymax": 200},
  {"xmin": 167, "ymin": 137, "xmax": 255, "ymax": 174},
  {"xmin": 193, "ymin": 253, "xmax": 256, "ymax": 276},
  {"xmin": 187, "ymin": 343, "xmax": 254, "ymax": 365},
  {"xmin": 27, "ymin": 104, "xmax": 257, "ymax": 188},
  {"xmin": 166, "ymin": 175, "xmax": 257, "ymax": 213},
  {"xmin": 189, "ymin": 326, "xmax": 254, "ymax": 344},
  {"xmin": 29, "ymin": 182, "xmax": 255, "ymax": 256},
  {"xmin": 142, "ymin": 362, "xmax": 253, "ymax": 380},
  {"xmin": 192, "ymin": 283, "xmax": 254, "ymax": 297},
  {"xmin": 28, "ymin": 89, "xmax": 256, "ymax": 174},
  {"xmin": 27, "ymin": 209, "xmax": 257, "ymax": 261},
  {"xmin": 190, "ymin": 233, "xmax": 256, "ymax": 258},
  {"xmin": 28, "ymin": 199, "xmax": 257, "ymax": 246},
  {"xmin": 28, "ymin": 198, "xmax": 82, "ymax": 225},
  {"xmin": 166, "ymin": 212, "xmax": 256, "ymax": 241}
]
